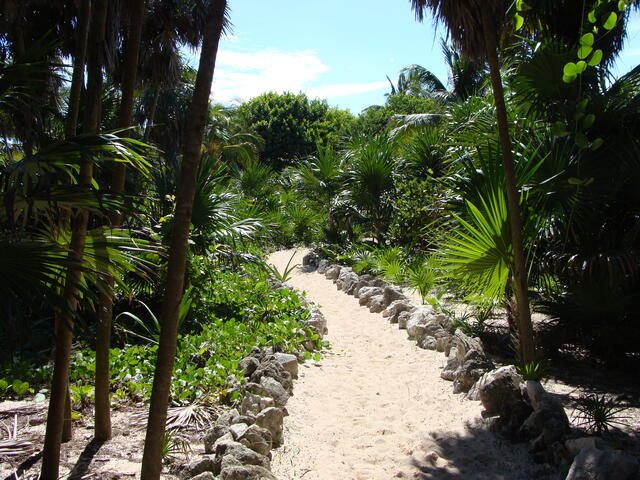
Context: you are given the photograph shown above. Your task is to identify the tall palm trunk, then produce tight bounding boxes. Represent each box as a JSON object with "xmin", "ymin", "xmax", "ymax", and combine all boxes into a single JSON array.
[
  {"xmin": 140, "ymin": 2, "xmax": 227, "ymax": 478},
  {"xmin": 61, "ymin": 0, "xmax": 92, "ymax": 444},
  {"xmin": 40, "ymin": 1, "xmax": 108, "ymax": 478},
  {"xmin": 481, "ymin": 10, "xmax": 536, "ymax": 363},
  {"xmin": 65, "ymin": 0, "xmax": 92, "ymax": 138},
  {"xmin": 94, "ymin": 0, "xmax": 146, "ymax": 443},
  {"xmin": 143, "ymin": 85, "xmax": 161, "ymax": 143}
]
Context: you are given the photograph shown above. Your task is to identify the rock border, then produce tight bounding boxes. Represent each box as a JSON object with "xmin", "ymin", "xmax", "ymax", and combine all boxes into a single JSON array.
[
  {"xmin": 173, "ymin": 279, "xmax": 328, "ymax": 480},
  {"xmin": 304, "ymin": 251, "xmax": 640, "ymax": 480}
]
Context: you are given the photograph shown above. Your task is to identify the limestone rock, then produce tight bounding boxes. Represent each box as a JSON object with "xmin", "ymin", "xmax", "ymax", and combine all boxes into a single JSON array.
[
  {"xmin": 383, "ymin": 300, "xmax": 413, "ymax": 323},
  {"xmin": 440, "ymin": 347, "xmax": 459, "ymax": 381},
  {"xmin": 477, "ymin": 366, "xmax": 532, "ymax": 436},
  {"xmin": 219, "ymin": 465, "xmax": 277, "ymax": 480},
  {"xmin": 336, "ymin": 268, "xmax": 359, "ymax": 292},
  {"xmin": 229, "ymin": 423, "xmax": 249, "ymax": 441},
  {"xmin": 347, "ymin": 274, "xmax": 374, "ymax": 296},
  {"xmin": 565, "ymin": 437, "xmax": 605, "ymax": 459},
  {"xmin": 248, "ymin": 376, "xmax": 290, "ymax": 407},
  {"xmin": 368, "ymin": 294, "xmax": 387, "ymax": 313},
  {"xmin": 325, "ymin": 265, "xmax": 341, "ymax": 280},
  {"xmin": 204, "ymin": 425, "xmax": 231, "ymax": 454},
  {"xmin": 238, "ymin": 424, "xmax": 273, "ymax": 457},
  {"xmin": 250, "ymin": 359, "xmax": 293, "ymax": 393},
  {"xmin": 273, "ymin": 352, "xmax": 298, "ymax": 379},
  {"xmin": 357, "ymin": 286, "xmax": 383, "ymax": 304},
  {"xmin": 217, "ymin": 409, "xmax": 241, "ymax": 427},
  {"xmin": 397, "ymin": 311, "xmax": 412, "ymax": 329},
  {"xmin": 302, "ymin": 251, "xmax": 318, "ymax": 267},
  {"xmin": 178, "ymin": 456, "xmax": 215, "ymax": 480},
  {"xmin": 565, "ymin": 447, "xmax": 639, "ymax": 480},
  {"xmin": 521, "ymin": 381, "xmax": 570, "ymax": 452},
  {"xmin": 317, "ymin": 259, "xmax": 329, "ymax": 274},
  {"xmin": 190, "ymin": 472, "xmax": 216, "ymax": 480},
  {"xmin": 383, "ymin": 285, "xmax": 406, "ymax": 305},
  {"xmin": 239, "ymin": 357, "xmax": 260, "ymax": 377},
  {"xmin": 214, "ymin": 441, "xmax": 270, "ymax": 474},
  {"xmin": 239, "ymin": 393, "xmax": 275, "ymax": 416},
  {"xmin": 406, "ymin": 306, "xmax": 434, "ymax": 339},
  {"xmin": 306, "ymin": 307, "xmax": 328, "ymax": 337},
  {"xmin": 255, "ymin": 407, "xmax": 285, "ymax": 447},
  {"xmin": 417, "ymin": 336, "xmax": 438, "ymax": 350},
  {"xmin": 452, "ymin": 349, "xmax": 494, "ymax": 394}
]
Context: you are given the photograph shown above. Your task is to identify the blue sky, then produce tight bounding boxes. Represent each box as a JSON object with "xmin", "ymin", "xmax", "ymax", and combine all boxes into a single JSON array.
[{"xmin": 194, "ymin": 1, "xmax": 640, "ymax": 114}]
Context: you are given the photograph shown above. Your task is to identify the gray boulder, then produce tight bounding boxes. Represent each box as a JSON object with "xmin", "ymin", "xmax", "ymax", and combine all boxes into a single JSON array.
[
  {"xmin": 397, "ymin": 310, "xmax": 412, "ymax": 329},
  {"xmin": 273, "ymin": 352, "xmax": 298, "ymax": 379},
  {"xmin": 239, "ymin": 393, "xmax": 275, "ymax": 416},
  {"xmin": 325, "ymin": 265, "xmax": 341, "ymax": 281},
  {"xmin": 302, "ymin": 251, "xmax": 318, "ymax": 267},
  {"xmin": 217, "ymin": 409, "xmax": 241, "ymax": 427},
  {"xmin": 452, "ymin": 349, "xmax": 494, "ymax": 394},
  {"xmin": 383, "ymin": 300, "xmax": 413, "ymax": 323},
  {"xmin": 219, "ymin": 465, "xmax": 277, "ymax": 480},
  {"xmin": 239, "ymin": 356, "xmax": 261, "ymax": 377},
  {"xmin": 406, "ymin": 306, "xmax": 434, "ymax": 339},
  {"xmin": 250, "ymin": 359, "xmax": 293, "ymax": 393},
  {"xmin": 357, "ymin": 286, "xmax": 383, "ymax": 304},
  {"xmin": 565, "ymin": 437, "xmax": 605, "ymax": 459},
  {"xmin": 417, "ymin": 336, "xmax": 438, "ymax": 350},
  {"xmin": 520, "ymin": 381, "xmax": 570, "ymax": 453},
  {"xmin": 383, "ymin": 285, "xmax": 406, "ymax": 305},
  {"xmin": 229, "ymin": 423, "xmax": 250, "ymax": 441},
  {"xmin": 317, "ymin": 259, "xmax": 329, "ymax": 274},
  {"xmin": 178, "ymin": 456, "xmax": 215, "ymax": 480},
  {"xmin": 190, "ymin": 473, "xmax": 217, "ymax": 480},
  {"xmin": 565, "ymin": 447, "xmax": 639, "ymax": 480},
  {"xmin": 204, "ymin": 425, "xmax": 232, "ymax": 454},
  {"xmin": 238, "ymin": 424, "xmax": 273, "ymax": 457},
  {"xmin": 347, "ymin": 274, "xmax": 374, "ymax": 296},
  {"xmin": 248, "ymin": 376, "xmax": 290, "ymax": 407},
  {"xmin": 214, "ymin": 441, "xmax": 270, "ymax": 474},
  {"xmin": 476, "ymin": 366, "xmax": 532, "ymax": 436},
  {"xmin": 441, "ymin": 347, "xmax": 459, "ymax": 381},
  {"xmin": 306, "ymin": 307, "xmax": 327, "ymax": 337},
  {"xmin": 336, "ymin": 268, "xmax": 358, "ymax": 292},
  {"xmin": 368, "ymin": 295, "xmax": 387, "ymax": 313},
  {"xmin": 255, "ymin": 407, "xmax": 285, "ymax": 446}
]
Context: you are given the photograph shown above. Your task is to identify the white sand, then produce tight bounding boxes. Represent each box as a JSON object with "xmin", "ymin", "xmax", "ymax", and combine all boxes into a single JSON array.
[{"xmin": 268, "ymin": 249, "xmax": 558, "ymax": 480}]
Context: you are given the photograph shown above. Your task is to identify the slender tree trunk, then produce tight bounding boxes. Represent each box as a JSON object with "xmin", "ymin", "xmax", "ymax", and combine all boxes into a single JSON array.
[
  {"xmin": 61, "ymin": 0, "xmax": 92, "ymax": 444},
  {"xmin": 481, "ymin": 12, "xmax": 536, "ymax": 363},
  {"xmin": 143, "ymin": 85, "xmax": 161, "ymax": 143},
  {"xmin": 94, "ymin": 0, "xmax": 145, "ymax": 443},
  {"xmin": 65, "ymin": 0, "xmax": 92, "ymax": 138},
  {"xmin": 40, "ymin": 2, "xmax": 108, "ymax": 478},
  {"xmin": 140, "ymin": 2, "xmax": 227, "ymax": 478}
]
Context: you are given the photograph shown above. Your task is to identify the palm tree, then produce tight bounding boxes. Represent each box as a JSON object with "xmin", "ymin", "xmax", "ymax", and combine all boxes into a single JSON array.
[
  {"xmin": 94, "ymin": 0, "xmax": 146, "ymax": 443},
  {"xmin": 40, "ymin": 1, "xmax": 109, "ymax": 478},
  {"xmin": 409, "ymin": 0, "xmax": 536, "ymax": 362},
  {"xmin": 139, "ymin": 1, "xmax": 229, "ymax": 478}
]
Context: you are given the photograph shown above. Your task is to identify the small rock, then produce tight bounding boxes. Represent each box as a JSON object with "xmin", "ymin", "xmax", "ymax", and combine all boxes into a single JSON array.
[
  {"xmin": 368, "ymin": 295, "xmax": 387, "ymax": 313},
  {"xmin": 273, "ymin": 352, "xmax": 298, "ymax": 379},
  {"xmin": 250, "ymin": 360, "xmax": 293, "ymax": 393},
  {"xmin": 178, "ymin": 456, "xmax": 215, "ymax": 480},
  {"xmin": 520, "ymin": 381, "xmax": 570, "ymax": 452},
  {"xmin": 217, "ymin": 409, "xmax": 241, "ymax": 427},
  {"xmin": 219, "ymin": 465, "xmax": 277, "ymax": 480},
  {"xmin": 565, "ymin": 437, "xmax": 605, "ymax": 459},
  {"xmin": 238, "ymin": 424, "xmax": 272, "ymax": 457},
  {"xmin": 228, "ymin": 423, "xmax": 249, "ymax": 441},
  {"xmin": 255, "ymin": 407, "xmax": 285, "ymax": 446},
  {"xmin": 357, "ymin": 286, "xmax": 383, "ymax": 304},
  {"xmin": 239, "ymin": 393, "xmax": 275, "ymax": 416},
  {"xmin": 316, "ymin": 259, "xmax": 329, "ymax": 274},
  {"xmin": 336, "ymin": 268, "xmax": 359, "ymax": 292},
  {"xmin": 302, "ymin": 251, "xmax": 318, "ymax": 267},
  {"xmin": 325, "ymin": 265, "xmax": 341, "ymax": 280},
  {"xmin": 190, "ymin": 472, "xmax": 217, "ymax": 480},
  {"xmin": 383, "ymin": 300, "xmax": 413, "ymax": 323},
  {"xmin": 383, "ymin": 285, "xmax": 406, "ymax": 304},
  {"xmin": 306, "ymin": 307, "xmax": 328, "ymax": 337},
  {"xmin": 239, "ymin": 357, "xmax": 261, "ymax": 377},
  {"xmin": 204, "ymin": 425, "xmax": 231, "ymax": 454},
  {"xmin": 249, "ymin": 376, "xmax": 290, "ymax": 407},
  {"xmin": 565, "ymin": 447, "xmax": 639, "ymax": 480},
  {"xmin": 214, "ymin": 441, "xmax": 270, "ymax": 474},
  {"xmin": 452, "ymin": 349, "xmax": 494, "ymax": 394},
  {"xmin": 417, "ymin": 336, "xmax": 438, "ymax": 350},
  {"xmin": 397, "ymin": 311, "xmax": 412, "ymax": 330}
]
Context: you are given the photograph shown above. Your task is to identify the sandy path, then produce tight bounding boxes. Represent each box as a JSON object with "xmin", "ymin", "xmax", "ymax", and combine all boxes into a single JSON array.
[{"xmin": 268, "ymin": 249, "xmax": 558, "ymax": 480}]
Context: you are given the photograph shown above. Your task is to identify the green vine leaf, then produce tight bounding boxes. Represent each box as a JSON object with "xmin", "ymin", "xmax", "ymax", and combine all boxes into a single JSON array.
[
  {"xmin": 588, "ymin": 49, "xmax": 603, "ymax": 66},
  {"xmin": 603, "ymin": 11, "xmax": 618, "ymax": 30},
  {"xmin": 514, "ymin": 13, "xmax": 524, "ymax": 30},
  {"xmin": 578, "ymin": 45, "xmax": 593, "ymax": 59},
  {"xmin": 576, "ymin": 61, "xmax": 587, "ymax": 73},
  {"xmin": 588, "ymin": 10, "xmax": 597, "ymax": 23},
  {"xmin": 591, "ymin": 138, "xmax": 604, "ymax": 150},
  {"xmin": 580, "ymin": 33, "xmax": 595, "ymax": 46},
  {"xmin": 582, "ymin": 114, "xmax": 596, "ymax": 129}
]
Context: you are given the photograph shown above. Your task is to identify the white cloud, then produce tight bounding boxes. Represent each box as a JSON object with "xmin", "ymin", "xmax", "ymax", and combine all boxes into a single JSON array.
[
  {"xmin": 212, "ymin": 49, "xmax": 330, "ymax": 103},
  {"xmin": 307, "ymin": 81, "xmax": 389, "ymax": 99}
]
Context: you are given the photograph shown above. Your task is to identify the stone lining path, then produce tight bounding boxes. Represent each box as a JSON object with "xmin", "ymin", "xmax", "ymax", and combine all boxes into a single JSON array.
[{"xmin": 268, "ymin": 249, "xmax": 557, "ymax": 480}]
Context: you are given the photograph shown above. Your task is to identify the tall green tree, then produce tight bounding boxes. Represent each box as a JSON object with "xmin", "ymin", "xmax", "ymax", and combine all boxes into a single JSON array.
[
  {"xmin": 410, "ymin": 0, "xmax": 536, "ymax": 362},
  {"xmin": 140, "ymin": 1, "xmax": 229, "ymax": 478}
]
